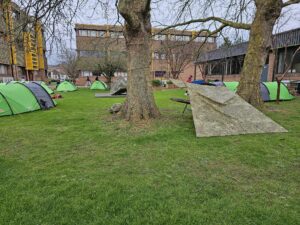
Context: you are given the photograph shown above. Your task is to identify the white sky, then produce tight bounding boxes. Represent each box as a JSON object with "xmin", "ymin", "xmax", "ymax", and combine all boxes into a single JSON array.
[{"xmin": 46, "ymin": 1, "xmax": 300, "ymax": 65}]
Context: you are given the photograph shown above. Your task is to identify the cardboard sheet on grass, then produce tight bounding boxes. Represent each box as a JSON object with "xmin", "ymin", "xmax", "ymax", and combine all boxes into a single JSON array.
[{"xmin": 186, "ymin": 83, "xmax": 287, "ymax": 137}]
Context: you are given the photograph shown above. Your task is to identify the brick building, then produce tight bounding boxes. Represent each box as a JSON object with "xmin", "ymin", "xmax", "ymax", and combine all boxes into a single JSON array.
[
  {"xmin": 0, "ymin": 0, "xmax": 48, "ymax": 82},
  {"xmin": 75, "ymin": 24, "xmax": 217, "ymax": 85},
  {"xmin": 196, "ymin": 28, "xmax": 300, "ymax": 82}
]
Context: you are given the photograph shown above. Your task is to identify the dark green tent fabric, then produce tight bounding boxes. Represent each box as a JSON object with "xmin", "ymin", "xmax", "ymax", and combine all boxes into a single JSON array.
[
  {"xmin": 263, "ymin": 82, "xmax": 294, "ymax": 101},
  {"xmin": 56, "ymin": 81, "xmax": 77, "ymax": 92},
  {"xmin": 90, "ymin": 80, "xmax": 107, "ymax": 90},
  {"xmin": 0, "ymin": 83, "xmax": 41, "ymax": 116}
]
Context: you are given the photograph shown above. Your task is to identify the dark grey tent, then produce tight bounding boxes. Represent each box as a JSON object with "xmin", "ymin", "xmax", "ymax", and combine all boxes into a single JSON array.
[
  {"xmin": 260, "ymin": 83, "xmax": 270, "ymax": 101},
  {"xmin": 23, "ymin": 82, "xmax": 55, "ymax": 109}
]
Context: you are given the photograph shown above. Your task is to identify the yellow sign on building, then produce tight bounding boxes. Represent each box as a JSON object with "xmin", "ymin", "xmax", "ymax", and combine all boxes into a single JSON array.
[
  {"xmin": 23, "ymin": 32, "xmax": 39, "ymax": 71},
  {"xmin": 35, "ymin": 23, "xmax": 45, "ymax": 70}
]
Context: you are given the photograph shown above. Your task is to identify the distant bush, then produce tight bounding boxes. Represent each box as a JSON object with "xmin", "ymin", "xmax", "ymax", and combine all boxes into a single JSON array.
[{"xmin": 152, "ymin": 80, "xmax": 161, "ymax": 87}]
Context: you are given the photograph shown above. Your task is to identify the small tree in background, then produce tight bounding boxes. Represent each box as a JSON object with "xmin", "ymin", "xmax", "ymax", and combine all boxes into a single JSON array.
[
  {"xmin": 162, "ymin": 40, "xmax": 198, "ymax": 79},
  {"xmin": 59, "ymin": 48, "xmax": 79, "ymax": 83},
  {"xmin": 97, "ymin": 51, "xmax": 127, "ymax": 88}
]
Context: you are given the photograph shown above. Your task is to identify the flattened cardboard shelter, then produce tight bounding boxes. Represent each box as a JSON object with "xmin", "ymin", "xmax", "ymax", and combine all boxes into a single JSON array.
[{"xmin": 187, "ymin": 83, "xmax": 287, "ymax": 137}]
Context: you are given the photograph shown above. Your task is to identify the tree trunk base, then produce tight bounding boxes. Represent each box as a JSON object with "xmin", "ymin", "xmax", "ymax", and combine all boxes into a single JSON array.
[
  {"xmin": 121, "ymin": 101, "xmax": 160, "ymax": 122},
  {"xmin": 237, "ymin": 81, "xmax": 264, "ymax": 109}
]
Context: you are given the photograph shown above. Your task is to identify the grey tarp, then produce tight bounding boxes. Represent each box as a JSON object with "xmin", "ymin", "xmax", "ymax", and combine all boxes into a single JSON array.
[
  {"xmin": 187, "ymin": 83, "xmax": 287, "ymax": 137},
  {"xmin": 23, "ymin": 82, "xmax": 55, "ymax": 109}
]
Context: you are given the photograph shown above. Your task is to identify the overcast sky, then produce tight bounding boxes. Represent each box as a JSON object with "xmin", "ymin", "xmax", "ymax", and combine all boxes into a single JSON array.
[{"xmin": 46, "ymin": 0, "xmax": 300, "ymax": 65}]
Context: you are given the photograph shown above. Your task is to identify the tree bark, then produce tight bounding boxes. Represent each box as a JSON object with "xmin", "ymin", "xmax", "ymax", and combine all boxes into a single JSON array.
[
  {"xmin": 237, "ymin": 0, "xmax": 283, "ymax": 108},
  {"xmin": 118, "ymin": 0, "xmax": 160, "ymax": 121}
]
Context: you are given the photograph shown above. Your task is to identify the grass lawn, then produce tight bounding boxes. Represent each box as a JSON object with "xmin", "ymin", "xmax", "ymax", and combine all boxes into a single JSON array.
[{"xmin": 0, "ymin": 88, "xmax": 299, "ymax": 225}]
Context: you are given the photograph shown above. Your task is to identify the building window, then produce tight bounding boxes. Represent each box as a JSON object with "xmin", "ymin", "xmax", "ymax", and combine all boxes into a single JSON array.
[
  {"xmin": 194, "ymin": 36, "xmax": 215, "ymax": 43},
  {"xmin": 207, "ymin": 37, "xmax": 215, "ymax": 43},
  {"xmin": 277, "ymin": 47, "xmax": 300, "ymax": 74},
  {"xmin": 292, "ymin": 51, "xmax": 300, "ymax": 73},
  {"xmin": 78, "ymin": 30, "xmax": 106, "ymax": 37},
  {"xmin": 154, "ymin": 71, "xmax": 166, "ymax": 77},
  {"xmin": 82, "ymin": 71, "xmax": 92, "ymax": 77},
  {"xmin": 110, "ymin": 31, "xmax": 124, "ymax": 38},
  {"xmin": 169, "ymin": 35, "xmax": 176, "ymax": 41},
  {"xmin": 194, "ymin": 36, "xmax": 206, "ymax": 42},
  {"xmin": 160, "ymin": 53, "xmax": 166, "ymax": 60},
  {"xmin": 90, "ymin": 30, "xmax": 97, "ymax": 37},
  {"xmin": 154, "ymin": 34, "xmax": 167, "ymax": 41},
  {"xmin": 0, "ymin": 65, "xmax": 8, "ymax": 75},
  {"xmin": 175, "ymin": 35, "xmax": 190, "ymax": 41},
  {"xmin": 79, "ymin": 30, "xmax": 88, "ymax": 36},
  {"xmin": 98, "ymin": 31, "xmax": 106, "ymax": 37}
]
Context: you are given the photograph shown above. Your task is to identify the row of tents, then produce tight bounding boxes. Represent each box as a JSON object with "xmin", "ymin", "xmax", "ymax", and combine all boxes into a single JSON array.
[
  {"xmin": 0, "ymin": 80, "xmax": 109, "ymax": 117},
  {"xmin": 0, "ymin": 82, "xmax": 56, "ymax": 117},
  {"xmin": 56, "ymin": 80, "xmax": 108, "ymax": 92}
]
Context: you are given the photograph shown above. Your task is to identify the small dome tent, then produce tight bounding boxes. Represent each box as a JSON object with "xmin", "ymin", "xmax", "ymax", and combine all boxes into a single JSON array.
[
  {"xmin": 56, "ymin": 81, "xmax": 77, "ymax": 92},
  {"xmin": 0, "ymin": 83, "xmax": 55, "ymax": 117},
  {"xmin": 0, "ymin": 83, "xmax": 40, "ymax": 116},
  {"xmin": 90, "ymin": 80, "xmax": 107, "ymax": 90}
]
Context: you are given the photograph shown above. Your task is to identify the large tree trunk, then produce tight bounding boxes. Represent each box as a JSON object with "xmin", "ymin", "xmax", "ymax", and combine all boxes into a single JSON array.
[
  {"xmin": 237, "ymin": 0, "xmax": 282, "ymax": 108},
  {"xmin": 118, "ymin": 0, "xmax": 160, "ymax": 121}
]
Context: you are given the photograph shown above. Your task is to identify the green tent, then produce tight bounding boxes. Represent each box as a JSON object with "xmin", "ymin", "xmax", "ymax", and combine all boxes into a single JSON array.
[
  {"xmin": 223, "ymin": 82, "xmax": 239, "ymax": 92},
  {"xmin": 263, "ymin": 82, "xmax": 294, "ymax": 101},
  {"xmin": 90, "ymin": 80, "xmax": 107, "ymax": 90},
  {"xmin": 56, "ymin": 81, "xmax": 77, "ymax": 92},
  {"xmin": 0, "ymin": 83, "xmax": 41, "ymax": 116}
]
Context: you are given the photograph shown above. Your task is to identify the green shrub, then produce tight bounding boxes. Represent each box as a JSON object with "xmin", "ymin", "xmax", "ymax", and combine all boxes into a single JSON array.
[{"xmin": 152, "ymin": 80, "xmax": 161, "ymax": 87}]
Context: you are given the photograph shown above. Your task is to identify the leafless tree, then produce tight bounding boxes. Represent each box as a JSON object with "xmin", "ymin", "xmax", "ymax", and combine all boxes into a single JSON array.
[
  {"xmin": 59, "ymin": 48, "xmax": 79, "ymax": 83},
  {"xmin": 161, "ymin": 40, "xmax": 198, "ymax": 79},
  {"xmin": 97, "ymin": 51, "xmax": 127, "ymax": 87}
]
